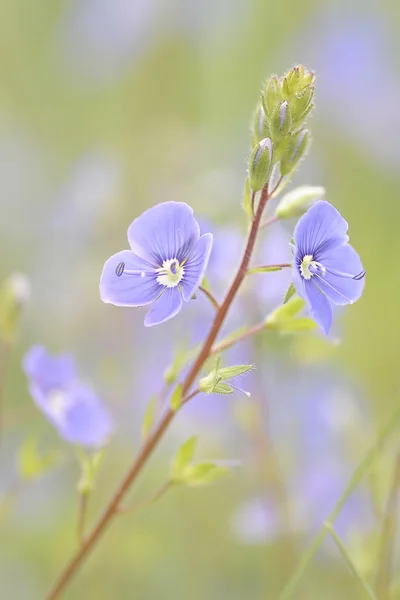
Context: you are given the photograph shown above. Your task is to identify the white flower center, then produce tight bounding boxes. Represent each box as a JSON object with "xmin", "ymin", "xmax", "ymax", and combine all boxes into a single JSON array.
[
  {"xmin": 48, "ymin": 390, "xmax": 70, "ymax": 425},
  {"xmin": 156, "ymin": 258, "xmax": 184, "ymax": 288},
  {"xmin": 300, "ymin": 254, "xmax": 326, "ymax": 280}
]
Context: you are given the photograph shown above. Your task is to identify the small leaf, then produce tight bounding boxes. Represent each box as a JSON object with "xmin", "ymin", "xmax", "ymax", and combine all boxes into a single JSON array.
[
  {"xmin": 242, "ymin": 177, "xmax": 253, "ymax": 221},
  {"xmin": 213, "ymin": 382, "xmax": 234, "ymax": 395},
  {"xmin": 163, "ymin": 342, "xmax": 189, "ymax": 385},
  {"xmin": 201, "ymin": 276, "xmax": 211, "ymax": 292},
  {"xmin": 265, "ymin": 295, "xmax": 305, "ymax": 326},
  {"xmin": 283, "ymin": 283, "xmax": 296, "ymax": 304},
  {"xmin": 182, "ymin": 463, "xmax": 230, "ymax": 486},
  {"xmin": 171, "ymin": 436, "xmax": 198, "ymax": 480},
  {"xmin": 279, "ymin": 318, "xmax": 317, "ymax": 333},
  {"xmin": 18, "ymin": 436, "xmax": 59, "ymax": 480},
  {"xmin": 218, "ymin": 365, "xmax": 254, "ymax": 380},
  {"xmin": 170, "ymin": 383, "xmax": 183, "ymax": 412},
  {"xmin": 141, "ymin": 395, "xmax": 156, "ymax": 441}
]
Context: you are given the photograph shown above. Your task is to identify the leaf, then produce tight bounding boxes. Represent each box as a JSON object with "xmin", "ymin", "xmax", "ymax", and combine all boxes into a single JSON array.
[
  {"xmin": 18, "ymin": 436, "xmax": 59, "ymax": 480},
  {"xmin": 163, "ymin": 342, "xmax": 189, "ymax": 385},
  {"xmin": 218, "ymin": 365, "xmax": 254, "ymax": 380},
  {"xmin": 213, "ymin": 382, "xmax": 234, "ymax": 395},
  {"xmin": 279, "ymin": 318, "xmax": 317, "ymax": 333},
  {"xmin": 141, "ymin": 395, "xmax": 156, "ymax": 441},
  {"xmin": 170, "ymin": 383, "xmax": 183, "ymax": 412},
  {"xmin": 171, "ymin": 436, "xmax": 198, "ymax": 480},
  {"xmin": 182, "ymin": 463, "xmax": 230, "ymax": 486},
  {"xmin": 242, "ymin": 177, "xmax": 253, "ymax": 221},
  {"xmin": 265, "ymin": 295, "xmax": 305, "ymax": 326},
  {"xmin": 283, "ymin": 283, "xmax": 296, "ymax": 304}
]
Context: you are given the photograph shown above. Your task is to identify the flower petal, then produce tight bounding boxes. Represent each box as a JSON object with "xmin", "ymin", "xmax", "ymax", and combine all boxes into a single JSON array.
[
  {"xmin": 23, "ymin": 346, "xmax": 76, "ymax": 394},
  {"xmin": 62, "ymin": 383, "xmax": 113, "ymax": 447},
  {"xmin": 313, "ymin": 244, "xmax": 365, "ymax": 306},
  {"xmin": 100, "ymin": 250, "xmax": 160, "ymax": 307},
  {"xmin": 128, "ymin": 202, "xmax": 200, "ymax": 265},
  {"xmin": 144, "ymin": 287, "xmax": 183, "ymax": 327},
  {"xmin": 294, "ymin": 201, "xmax": 349, "ymax": 257},
  {"xmin": 304, "ymin": 280, "xmax": 333, "ymax": 335},
  {"xmin": 181, "ymin": 233, "xmax": 213, "ymax": 302}
]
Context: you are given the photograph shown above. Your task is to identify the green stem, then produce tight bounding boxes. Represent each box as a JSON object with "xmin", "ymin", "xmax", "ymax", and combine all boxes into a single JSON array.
[
  {"xmin": 198, "ymin": 286, "xmax": 220, "ymax": 311},
  {"xmin": 325, "ymin": 522, "xmax": 377, "ymax": 600},
  {"xmin": 278, "ymin": 405, "xmax": 400, "ymax": 600}
]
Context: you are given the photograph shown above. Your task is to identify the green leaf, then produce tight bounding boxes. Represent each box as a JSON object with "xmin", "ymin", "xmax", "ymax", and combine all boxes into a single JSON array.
[
  {"xmin": 265, "ymin": 295, "xmax": 305, "ymax": 326},
  {"xmin": 213, "ymin": 382, "xmax": 234, "ymax": 395},
  {"xmin": 283, "ymin": 283, "xmax": 296, "ymax": 304},
  {"xmin": 163, "ymin": 342, "xmax": 189, "ymax": 385},
  {"xmin": 279, "ymin": 318, "xmax": 317, "ymax": 333},
  {"xmin": 276, "ymin": 185, "xmax": 325, "ymax": 219},
  {"xmin": 247, "ymin": 266, "xmax": 283, "ymax": 275},
  {"xmin": 218, "ymin": 365, "xmax": 254, "ymax": 380},
  {"xmin": 77, "ymin": 448, "xmax": 105, "ymax": 495},
  {"xmin": 170, "ymin": 383, "xmax": 183, "ymax": 412},
  {"xmin": 182, "ymin": 463, "xmax": 230, "ymax": 486},
  {"xmin": 141, "ymin": 395, "xmax": 156, "ymax": 441},
  {"xmin": 171, "ymin": 436, "xmax": 198, "ymax": 480},
  {"xmin": 242, "ymin": 177, "xmax": 253, "ymax": 220},
  {"xmin": 18, "ymin": 436, "xmax": 59, "ymax": 480}
]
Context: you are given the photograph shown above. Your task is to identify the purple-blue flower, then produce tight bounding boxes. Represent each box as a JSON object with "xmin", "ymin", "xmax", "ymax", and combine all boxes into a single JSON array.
[
  {"xmin": 292, "ymin": 201, "xmax": 365, "ymax": 335},
  {"xmin": 23, "ymin": 346, "xmax": 113, "ymax": 447},
  {"xmin": 100, "ymin": 201, "xmax": 213, "ymax": 326}
]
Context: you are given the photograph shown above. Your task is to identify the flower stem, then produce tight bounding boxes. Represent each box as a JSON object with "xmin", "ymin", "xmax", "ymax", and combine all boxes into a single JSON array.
[
  {"xmin": 374, "ymin": 449, "xmax": 400, "ymax": 598},
  {"xmin": 198, "ymin": 286, "xmax": 220, "ymax": 310},
  {"xmin": 45, "ymin": 184, "xmax": 272, "ymax": 600},
  {"xmin": 324, "ymin": 522, "xmax": 377, "ymax": 600},
  {"xmin": 117, "ymin": 480, "xmax": 173, "ymax": 515},
  {"xmin": 277, "ymin": 405, "xmax": 400, "ymax": 600},
  {"xmin": 260, "ymin": 214, "xmax": 279, "ymax": 229},
  {"xmin": 211, "ymin": 322, "xmax": 266, "ymax": 355},
  {"xmin": 77, "ymin": 493, "xmax": 89, "ymax": 547}
]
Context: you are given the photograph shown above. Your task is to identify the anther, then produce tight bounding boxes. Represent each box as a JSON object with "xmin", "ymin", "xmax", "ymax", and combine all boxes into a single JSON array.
[
  {"xmin": 115, "ymin": 262, "xmax": 125, "ymax": 277},
  {"xmin": 353, "ymin": 270, "xmax": 366, "ymax": 281}
]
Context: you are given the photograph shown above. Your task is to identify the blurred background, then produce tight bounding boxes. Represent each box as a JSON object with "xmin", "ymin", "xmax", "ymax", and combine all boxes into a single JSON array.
[{"xmin": 1, "ymin": 0, "xmax": 400, "ymax": 598}]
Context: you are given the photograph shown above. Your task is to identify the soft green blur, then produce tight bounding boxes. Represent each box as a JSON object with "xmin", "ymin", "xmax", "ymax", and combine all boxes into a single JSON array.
[{"xmin": 1, "ymin": 0, "xmax": 400, "ymax": 599}]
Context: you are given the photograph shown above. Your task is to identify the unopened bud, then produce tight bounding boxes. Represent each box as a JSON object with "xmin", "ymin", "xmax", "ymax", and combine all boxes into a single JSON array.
[
  {"xmin": 270, "ymin": 101, "xmax": 292, "ymax": 143},
  {"xmin": 280, "ymin": 129, "xmax": 309, "ymax": 176},
  {"xmin": 251, "ymin": 102, "xmax": 270, "ymax": 146},
  {"xmin": 276, "ymin": 185, "xmax": 325, "ymax": 219},
  {"xmin": 290, "ymin": 85, "xmax": 315, "ymax": 126},
  {"xmin": 262, "ymin": 76, "xmax": 283, "ymax": 116},
  {"xmin": 248, "ymin": 138, "xmax": 273, "ymax": 192},
  {"xmin": 285, "ymin": 65, "xmax": 315, "ymax": 94}
]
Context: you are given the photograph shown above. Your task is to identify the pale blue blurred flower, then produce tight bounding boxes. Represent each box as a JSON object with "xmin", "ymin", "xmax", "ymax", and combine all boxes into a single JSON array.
[
  {"xmin": 23, "ymin": 346, "xmax": 113, "ymax": 447},
  {"xmin": 230, "ymin": 497, "xmax": 281, "ymax": 545}
]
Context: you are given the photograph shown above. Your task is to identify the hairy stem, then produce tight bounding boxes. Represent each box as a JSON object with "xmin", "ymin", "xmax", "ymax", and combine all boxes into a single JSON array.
[
  {"xmin": 77, "ymin": 493, "xmax": 89, "ymax": 547},
  {"xmin": 46, "ymin": 185, "xmax": 271, "ymax": 600}
]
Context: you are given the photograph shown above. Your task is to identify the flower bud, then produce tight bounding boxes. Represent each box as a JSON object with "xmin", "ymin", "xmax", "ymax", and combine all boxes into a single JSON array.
[
  {"xmin": 280, "ymin": 129, "xmax": 309, "ymax": 176},
  {"xmin": 251, "ymin": 102, "xmax": 270, "ymax": 146},
  {"xmin": 270, "ymin": 101, "xmax": 292, "ymax": 143},
  {"xmin": 248, "ymin": 138, "xmax": 273, "ymax": 192},
  {"xmin": 285, "ymin": 65, "xmax": 315, "ymax": 95},
  {"xmin": 289, "ymin": 85, "xmax": 315, "ymax": 127},
  {"xmin": 262, "ymin": 76, "xmax": 283, "ymax": 116},
  {"xmin": 275, "ymin": 185, "xmax": 325, "ymax": 219}
]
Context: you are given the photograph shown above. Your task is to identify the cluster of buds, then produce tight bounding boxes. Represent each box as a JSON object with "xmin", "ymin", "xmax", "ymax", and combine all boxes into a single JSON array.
[{"xmin": 248, "ymin": 65, "xmax": 315, "ymax": 193}]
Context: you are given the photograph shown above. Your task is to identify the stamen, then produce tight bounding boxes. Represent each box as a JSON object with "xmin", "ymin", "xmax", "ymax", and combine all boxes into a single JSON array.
[
  {"xmin": 353, "ymin": 270, "xmax": 366, "ymax": 280},
  {"xmin": 313, "ymin": 274, "xmax": 353, "ymax": 304},
  {"xmin": 115, "ymin": 262, "xmax": 125, "ymax": 277}
]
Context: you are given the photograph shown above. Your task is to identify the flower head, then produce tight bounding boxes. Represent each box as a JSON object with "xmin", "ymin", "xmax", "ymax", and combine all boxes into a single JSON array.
[
  {"xmin": 23, "ymin": 346, "xmax": 113, "ymax": 447},
  {"xmin": 292, "ymin": 201, "xmax": 365, "ymax": 334},
  {"xmin": 100, "ymin": 202, "xmax": 213, "ymax": 326}
]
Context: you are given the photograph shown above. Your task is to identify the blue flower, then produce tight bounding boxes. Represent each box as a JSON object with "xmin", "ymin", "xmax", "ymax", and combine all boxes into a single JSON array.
[
  {"xmin": 23, "ymin": 346, "xmax": 113, "ymax": 447},
  {"xmin": 100, "ymin": 201, "xmax": 213, "ymax": 326},
  {"xmin": 292, "ymin": 201, "xmax": 365, "ymax": 334}
]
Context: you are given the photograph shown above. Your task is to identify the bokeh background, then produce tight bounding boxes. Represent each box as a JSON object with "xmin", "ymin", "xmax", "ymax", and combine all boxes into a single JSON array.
[{"xmin": 1, "ymin": 0, "xmax": 400, "ymax": 598}]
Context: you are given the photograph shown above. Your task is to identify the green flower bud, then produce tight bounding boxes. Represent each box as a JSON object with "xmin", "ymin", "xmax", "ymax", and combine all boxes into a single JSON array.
[
  {"xmin": 270, "ymin": 100, "xmax": 292, "ymax": 143},
  {"xmin": 275, "ymin": 185, "xmax": 325, "ymax": 219},
  {"xmin": 0, "ymin": 273, "xmax": 30, "ymax": 342},
  {"xmin": 285, "ymin": 65, "xmax": 315, "ymax": 95},
  {"xmin": 280, "ymin": 129, "xmax": 309, "ymax": 176},
  {"xmin": 251, "ymin": 102, "xmax": 270, "ymax": 146},
  {"xmin": 248, "ymin": 137, "xmax": 273, "ymax": 192},
  {"xmin": 289, "ymin": 85, "xmax": 315, "ymax": 127},
  {"xmin": 262, "ymin": 76, "xmax": 283, "ymax": 116}
]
